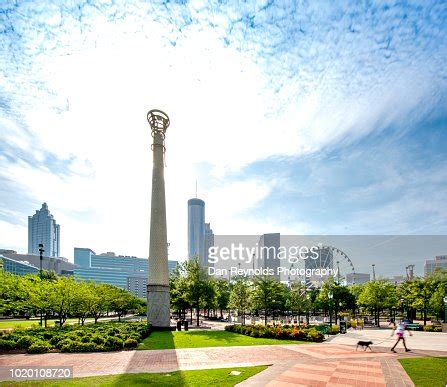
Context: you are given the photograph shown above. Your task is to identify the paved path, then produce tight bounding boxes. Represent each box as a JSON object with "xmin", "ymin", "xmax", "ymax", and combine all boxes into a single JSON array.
[
  {"xmin": 327, "ymin": 329, "xmax": 447, "ymax": 352},
  {"xmin": 237, "ymin": 345, "xmax": 417, "ymax": 387},
  {"xmin": 1, "ymin": 343, "xmax": 438, "ymax": 385}
]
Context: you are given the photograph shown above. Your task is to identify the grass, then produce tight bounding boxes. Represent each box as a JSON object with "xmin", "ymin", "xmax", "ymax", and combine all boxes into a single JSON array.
[
  {"xmin": 0, "ymin": 318, "xmax": 104, "ymax": 330},
  {"xmin": 0, "ymin": 366, "xmax": 267, "ymax": 386},
  {"xmin": 399, "ymin": 357, "xmax": 447, "ymax": 387},
  {"xmin": 138, "ymin": 330, "xmax": 308, "ymax": 350}
]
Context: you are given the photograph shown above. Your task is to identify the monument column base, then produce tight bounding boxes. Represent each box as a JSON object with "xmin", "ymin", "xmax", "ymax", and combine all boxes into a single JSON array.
[{"xmin": 147, "ymin": 284, "xmax": 171, "ymax": 328}]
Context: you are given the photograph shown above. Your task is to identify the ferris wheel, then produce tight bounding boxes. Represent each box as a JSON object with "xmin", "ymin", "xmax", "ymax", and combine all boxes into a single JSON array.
[{"xmin": 290, "ymin": 245, "xmax": 356, "ymax": 289}]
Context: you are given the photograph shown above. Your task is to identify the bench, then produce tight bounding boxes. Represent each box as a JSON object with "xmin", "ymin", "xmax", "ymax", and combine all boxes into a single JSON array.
[
  {"xmin": 315, "ymin": 325, "xmax": 330, "ymax": 335},
  {"xmin": 405, "ymin": 323, "xmax": 422, "ymax": 331}
]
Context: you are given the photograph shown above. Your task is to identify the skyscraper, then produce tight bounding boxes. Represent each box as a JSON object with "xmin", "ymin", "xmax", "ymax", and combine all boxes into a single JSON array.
[
  {"xmin": 188, "ymin": 198, "xmax": 206, "ymax": 265},
  {"xmin": 256, "ymin": 233, "xmax": 280, "ymax": 280},
  {"xmin": 28, "ymin": 203, "xmax": 60, "ymax": 257},
  {"xmin": 204, "ymin": 222, "xmax": 214, "ymax": 268}
]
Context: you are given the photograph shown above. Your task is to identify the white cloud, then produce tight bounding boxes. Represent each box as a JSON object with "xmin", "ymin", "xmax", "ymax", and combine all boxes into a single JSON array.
[{"xmin": 0, "ymin": 1, "xmax": 445, "ymax": 262}]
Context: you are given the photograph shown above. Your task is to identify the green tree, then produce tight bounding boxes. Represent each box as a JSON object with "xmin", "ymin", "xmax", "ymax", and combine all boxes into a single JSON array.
[
  {"xmin": 46, "ymin": 277, "xmax": 78, "ymax": 326},
  {"xmin": 109, "ymin": 287, "xmax": 140, "ymax": 321},
  {"xmin": 228, "ymin": 278, "xmax": 251, "ymax": 325},
  {"xmin": 407, "ymin": 278, "xmax": 436, "ymax": 325},
  {"xmin": 348, "ymin": 283, "xmax": 365, "ymax": 317},
  {"xmin": 28, "ymin": 277, "xmax": 53, "ymax": 327},
  {"xmin": 170, "ymin": 265, "xmax": 190, "ymax": 320},
  {"xmin": 429, "ymin": 281, "xmax": 446, "ymax": 321},
  {"xmin": 85, "ymin": 283, "xmax": 110, "ymax": 323},
  {"xmin": 286, "ymin": 282, "xmax": 310, "ymax": 325},
  {"xmin": 250, "ymin": 277, "xmax": 285, "ymax": 325},
  {"xmin": 357, "ymin": 280, "xmax": 397, "ymax": 326},
  {"xmin": 71, "ymin": 281, "xmax": 91, "ymax": 325},
  {"xmin": 183, "ymin": 258, "xmax": 211, "ymax": 327},
  {"xmin": 202, "ymin": 279, "xmax": 217, "ymax": 318},
  {"xmin": 215, "ymin": 279, "xmax": 231, "ymax": 318}
]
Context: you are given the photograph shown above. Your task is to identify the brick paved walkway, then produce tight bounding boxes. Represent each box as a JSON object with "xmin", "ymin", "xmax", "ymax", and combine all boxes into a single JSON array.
[{"xmin": 0, "ymin": 343, "xmax": 434, "ymax": 385}]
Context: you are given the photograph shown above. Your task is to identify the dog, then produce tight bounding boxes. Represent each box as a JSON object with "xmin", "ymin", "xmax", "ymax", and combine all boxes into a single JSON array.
[{"xmin": 356, "ymin": 340, "xmax": 373, "ymax": 351}]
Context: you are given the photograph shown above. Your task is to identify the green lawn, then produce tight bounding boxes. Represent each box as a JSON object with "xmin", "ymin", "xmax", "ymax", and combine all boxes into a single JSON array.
[
  {"xmin": 399, "ymin": 357, "xmax": 447, "ymax": 387},
  {"xmin": 1, "ymin": 366, "xmax": 267, "ymax": 386},
  {"xmin": 138, "ymin": 330, "xmax": 308, "ymax": 350},
  {"xmin": 0, "ymin": 318, "xmax": 96, "ymax": 330}
]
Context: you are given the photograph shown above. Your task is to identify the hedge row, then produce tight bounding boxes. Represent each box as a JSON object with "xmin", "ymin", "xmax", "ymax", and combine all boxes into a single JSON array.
[
  {"xmin": 0, "ymin": 321, "xmax": 150, "ymax": 354},
  {"xmin": 225, "ymin": 324, "xmax": 324, "ymax": 342}
]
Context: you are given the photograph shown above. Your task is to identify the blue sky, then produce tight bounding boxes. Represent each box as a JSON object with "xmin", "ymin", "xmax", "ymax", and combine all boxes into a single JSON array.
[{"xmin": 0, "ymin": 1, "xmax": 446, "ymax": 275}]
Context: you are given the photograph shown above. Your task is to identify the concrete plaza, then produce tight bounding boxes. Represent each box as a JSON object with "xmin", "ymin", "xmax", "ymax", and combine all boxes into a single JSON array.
[{"xmin": 1, "ymin": 339, "xmax": 446, "ymax": 386}]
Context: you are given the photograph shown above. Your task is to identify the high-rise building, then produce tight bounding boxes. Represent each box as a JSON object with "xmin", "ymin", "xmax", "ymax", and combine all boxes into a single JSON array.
[
  {"xmin": 424, "ymin": 255, "xmax": 447, "ymax": 276},
  {"xmin": 73, "ymin": 247, "xmax": 178, "ymax": 298},
  {"xmin": 204, "ymin": 223, "xmax": 214, "ymax": 268},
  {"xmin": 28, "ymin": 203, "xmax": 60, "ymax": 257},
  {"xmin": 188, "ymin": 198, "xmax": 205, "ymax": 264},
  {"xmin": 256, "ymin": 233, "xmax": 281, "ymax": 280}
]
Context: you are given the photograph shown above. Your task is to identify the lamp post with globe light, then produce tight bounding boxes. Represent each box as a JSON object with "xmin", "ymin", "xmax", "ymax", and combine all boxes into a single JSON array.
[
  {"xmin": 328, "ymin": 290, "xmax": 333, "ymax": 330},
  {"xmin": 444, "ymin": 296, "xmax": 447, "ymax": 324}
]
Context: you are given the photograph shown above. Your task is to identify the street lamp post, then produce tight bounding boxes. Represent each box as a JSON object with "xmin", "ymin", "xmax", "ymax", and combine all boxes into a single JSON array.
[
  {"xmin": 38, "ymin": 243, "xmax": 44, "ymax": 326},
  {"xmin": 328, "ymin": 291, "xmax": 333, "ymax": 330},
  {"xmin": 38, "ymin": 243, "xmax": 44, "ymax": 279},
  {"xmin": 400, "ymin": 297, "xmax": 405, "ymax": 319},
  {"xmin": 443, "ymin": 296, "xmax": 447, "ymax": 324}
]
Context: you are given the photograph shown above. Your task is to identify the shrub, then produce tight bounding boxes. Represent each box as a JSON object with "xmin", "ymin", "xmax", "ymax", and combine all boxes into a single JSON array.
[
  {"xmin": 2, "ymin": 322, "xmax": 149, "ymax": 353},
  {"xmin": 305, "ymin": 328, "xmax": 324, "ymax": 342},
  {"xmin": 0, "ymin": 339, "xmax": 17, "ymax": 350},
  {"xmin": 91, "ymin": 334, "xmax": 106, "ymax": 345},
  {"xmin": 60, "ymin": 340, "xmax": 76, "ymax": 353},
  {"xmin": 80, "ymin": 335, "xmax": 92, "ymax": 343},
  {"xmin": 104, "ymin": 336, "xmax": 124, "ymax": 351},
  {"xmin": 16, "ymin": 335, "xmax": 36, "ymax": 349},
  {"xmin": 250, "ymin": 328, "xmax": 261, "ymax": 338},
  {"xmin": 124, "ymin": 338, "xmax": 138, "ymax": 349},
  {"xmin": 55, "ymin": 338, "xmax": 73, "ymax": 350},
  {"xmin": 60, "ymin": 340, "xmax": 98, "ymax": 353},
  {"xmin": 77, "ymin": 342, "xmax": 98, "ymax": 352},
  {"xmin": 224, "ymin": 324, "xmax": 324, "ymax": 342},
  {"xmin": 290, "ymin": 329, "xmax": 306, "ymax": 340},
  {"xmin": 42, "ymin": 331, "xmax": 54, "ymax": 340},
  {"xmin": 423, "ymin": 325, "xmax": 442, "ymax": 332},
  {"xmin": 330, "ymin": 325, "xmax": 340, "ymax": 335},
  {"xmin": 27, "ymin": 340, "xmax": 52, "ymax": 354}
]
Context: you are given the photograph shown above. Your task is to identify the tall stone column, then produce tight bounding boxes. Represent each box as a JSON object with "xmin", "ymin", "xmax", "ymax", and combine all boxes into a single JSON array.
[{"xmin": 147, "ymin": 109, "xmax": 170, "ymax": 328}]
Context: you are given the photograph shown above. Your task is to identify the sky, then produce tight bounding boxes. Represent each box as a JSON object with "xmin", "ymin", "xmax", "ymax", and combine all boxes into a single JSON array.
[{"xmin": 0, "ymin": 1, "xmax": 446, "ymax": 276}]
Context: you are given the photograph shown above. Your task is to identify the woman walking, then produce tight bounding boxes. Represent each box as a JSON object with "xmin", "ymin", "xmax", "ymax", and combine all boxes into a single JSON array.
[{"xmin": 391, "ymin": 321, "xmax": 412, "ymax": 353}]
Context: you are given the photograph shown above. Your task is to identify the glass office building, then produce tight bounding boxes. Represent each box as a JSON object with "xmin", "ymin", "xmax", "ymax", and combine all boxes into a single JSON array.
[
  {"xmin": 188, "ymin": 198, "xmax": 205, "ymax": 264},
  {"xmin": 1, "ymin": 255, "xmax": 39, "ymax": 276},
  {"xmin": 28, "ymin": 203, "xmax": 60, "ymax": 257},
  {"xmin": 73, "ymin": 248, "xmax": 178, "ymax": 297}
]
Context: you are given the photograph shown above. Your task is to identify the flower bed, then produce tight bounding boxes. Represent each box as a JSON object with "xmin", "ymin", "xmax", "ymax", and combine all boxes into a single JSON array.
[
  {"xmin": 224, "ymin": 324, "xmax": 324, "ymax": 342},
  {"xmin": 0, "ymin": 321, "xmax": 150, "ymax": 354}
]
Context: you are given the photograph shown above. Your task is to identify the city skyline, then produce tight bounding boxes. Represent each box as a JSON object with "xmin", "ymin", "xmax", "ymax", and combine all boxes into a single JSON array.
[
  {"xmin": 2, "ymin": 198, "xmax": 447, "ymax": 278},
  {"xmin": 1, "ymin": 1, "xmax": 446, "ymax": 274}
]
